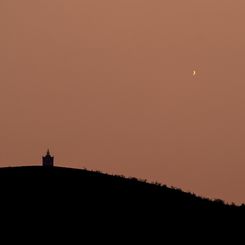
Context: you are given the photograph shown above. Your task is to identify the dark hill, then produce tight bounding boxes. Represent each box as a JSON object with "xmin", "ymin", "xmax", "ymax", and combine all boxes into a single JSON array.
[
  {"xmin": 0, "ymin": 166, "xmax": 240, "ymax": 210},
  {"xmin": 0, "ymin": 166, "xmax": 244, "ymax": 240}
]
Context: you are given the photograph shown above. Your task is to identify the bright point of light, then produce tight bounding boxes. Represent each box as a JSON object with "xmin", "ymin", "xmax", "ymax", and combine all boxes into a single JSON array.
[{"xmin": 193, "ymin": 70, "xmax": 196, "ymax": 77}]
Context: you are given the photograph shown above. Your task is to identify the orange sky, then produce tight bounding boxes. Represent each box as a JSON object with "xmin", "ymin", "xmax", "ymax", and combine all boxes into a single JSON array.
[{"xmin": 1, "ymin": 0, "xmax": 245, "ymax": 204}]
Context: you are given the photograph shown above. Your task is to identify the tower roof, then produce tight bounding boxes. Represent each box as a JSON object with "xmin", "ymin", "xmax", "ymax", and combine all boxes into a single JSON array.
[{"xmin": 44, "ymin": 149, "xmax": 53, "ymax": 158}]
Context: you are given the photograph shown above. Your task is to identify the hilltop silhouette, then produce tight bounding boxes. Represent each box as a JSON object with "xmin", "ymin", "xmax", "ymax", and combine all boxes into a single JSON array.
[
  {"xmin": 1, "ymin": 165, "xmax": 244, "ymax": 241},
  {"xmin": 0, "ymin": 165, "xmax": 241, "ymax": 210}
]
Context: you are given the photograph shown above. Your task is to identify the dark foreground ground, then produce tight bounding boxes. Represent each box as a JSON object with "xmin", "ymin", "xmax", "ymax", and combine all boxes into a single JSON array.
[
  {"xmin": 0, "ymin": 166, "xmax": 244, "ymax": 239},
  {"xmin": 0, "ymin": 166, "xmax": 236, "ymax": 208}
]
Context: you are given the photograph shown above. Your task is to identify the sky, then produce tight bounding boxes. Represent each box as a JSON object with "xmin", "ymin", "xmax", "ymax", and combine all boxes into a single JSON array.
[{"xmin": 1, "ymin": 0, "xmax": 245, "ymax": 204}]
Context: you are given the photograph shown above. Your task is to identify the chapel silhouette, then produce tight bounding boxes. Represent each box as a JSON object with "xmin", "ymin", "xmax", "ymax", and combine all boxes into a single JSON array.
[{"xmin": 42, "ymin": 150, "xmax": 54, "ymax": 167}]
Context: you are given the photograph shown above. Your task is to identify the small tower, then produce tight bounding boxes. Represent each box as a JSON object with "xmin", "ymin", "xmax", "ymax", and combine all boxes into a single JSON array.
[{"xmin": 42, "ymin": 149, "xmax": 54, "ymax": 167}]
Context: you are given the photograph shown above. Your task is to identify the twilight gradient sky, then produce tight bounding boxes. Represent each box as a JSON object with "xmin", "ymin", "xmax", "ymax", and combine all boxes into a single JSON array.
[{"xmin": 1, "ymin": 0, "xmax": 245, "ymax": 203}]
